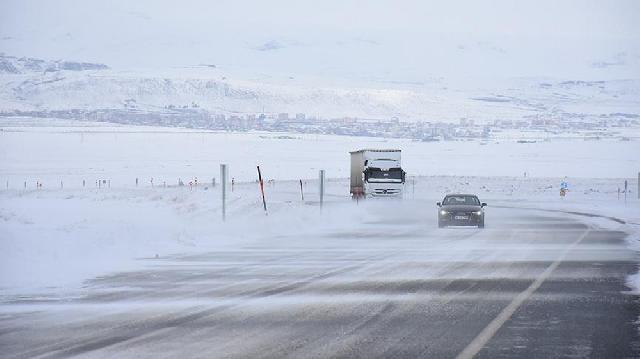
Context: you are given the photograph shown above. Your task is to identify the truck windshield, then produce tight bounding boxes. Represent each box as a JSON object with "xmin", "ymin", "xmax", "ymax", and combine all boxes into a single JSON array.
[{"xmin": 367, "ymin": 168, "xmax": 403, "ymax": 180}]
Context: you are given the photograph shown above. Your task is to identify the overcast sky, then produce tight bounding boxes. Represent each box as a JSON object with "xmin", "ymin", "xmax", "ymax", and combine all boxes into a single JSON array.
[{"xmin": 1, "ymin": 0, "xmax": 639, "ymax": 82}]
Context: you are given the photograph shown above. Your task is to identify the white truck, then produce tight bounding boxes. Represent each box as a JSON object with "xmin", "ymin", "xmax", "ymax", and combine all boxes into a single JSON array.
[{"xmin": 350, "ymin": 149, "xmax": 406, "ymax": 197}]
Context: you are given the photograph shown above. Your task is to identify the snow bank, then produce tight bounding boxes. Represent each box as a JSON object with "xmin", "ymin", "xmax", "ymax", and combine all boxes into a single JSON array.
[
  {"xmin": 1, "ymin": 174, "xmax": 638, "ymax": 297},
  {"xmin": 0, "ymin": 177, "xmax": 360, "ymax": 296}
]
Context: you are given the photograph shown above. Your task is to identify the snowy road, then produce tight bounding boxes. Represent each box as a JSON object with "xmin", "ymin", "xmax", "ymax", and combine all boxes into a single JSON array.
[{"xmin": 1, "ymin": 203, "xmax": 638, "ymax": 358}]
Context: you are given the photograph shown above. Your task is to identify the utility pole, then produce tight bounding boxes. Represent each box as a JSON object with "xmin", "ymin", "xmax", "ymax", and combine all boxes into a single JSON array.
[{"xmin": 221, "ymin": 164, "xmax": 227, "ymax": 222}]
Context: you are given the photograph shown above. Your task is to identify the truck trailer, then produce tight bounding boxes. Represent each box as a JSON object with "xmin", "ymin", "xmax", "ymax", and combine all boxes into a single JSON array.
[{"xmin": 350, "ymin": 149, "xmax": 406, "ymax": 197}]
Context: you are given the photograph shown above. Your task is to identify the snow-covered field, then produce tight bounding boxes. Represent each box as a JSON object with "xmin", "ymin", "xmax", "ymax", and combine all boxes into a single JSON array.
[
  {"xmin": 1, "ymin": 118, "xmax": 639, "ymax": 297},
  {"xmin": 1, "ymin": 117, "xmax": 639, "ymax": 188}
]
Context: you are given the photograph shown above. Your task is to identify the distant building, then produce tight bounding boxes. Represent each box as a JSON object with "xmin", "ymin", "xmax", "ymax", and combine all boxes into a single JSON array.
[
  {"xmin": 278, "ymin": 113, "xmax": 289, "ymax": 121},
  {"xmin": 245, "ymin": 114, "xmax": 256, "ymax": 128},
  {"xmin": 482, "ymin": 126, "xmax": 491, "ymax": 137},
  {"xmin": 295, "ymin": 113, "xmax": 306, "ymax": 121}
]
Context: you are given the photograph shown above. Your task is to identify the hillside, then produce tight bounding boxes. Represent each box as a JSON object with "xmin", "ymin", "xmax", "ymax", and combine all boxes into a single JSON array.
[{"xmin": 0, "ymin": 54, "xmax": 639, "ymax": 123}]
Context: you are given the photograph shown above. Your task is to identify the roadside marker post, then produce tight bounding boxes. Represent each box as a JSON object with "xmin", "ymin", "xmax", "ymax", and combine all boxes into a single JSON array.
[
  {"xmin": 319, "ymin": 170, "xmax": 325, "ymax": 210},
  {"xmin": 625, "ymin": 180, "xmax": 628, "ymax": 204},
  {"xmin": 257, "ymin": 166, "xmax": 268, "ymax": 215},
  {"xmin": 220, "ymin": 164, "xmax": 227, "ymax": 222},
  {"xmin": 412, "ymin": 177, "xmax": 415, "ymax": 198},
  {"xmin": 299, "ymin": 179, "xmax": 304, "ymax": 201}
]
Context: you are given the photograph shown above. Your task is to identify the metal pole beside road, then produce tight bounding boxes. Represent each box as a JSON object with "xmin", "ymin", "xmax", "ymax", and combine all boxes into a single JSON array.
[
  {"xmin": 625, "ymin": 180, "xmax": 628, "ymax": 204},
  {"xmin": 412, "ymin": 177, "xmax": 415, "ymax": 198},
  {"xmin": 221, "ymin": 164, "xmax": 227, "ymax": 222},
  {"xmin": 299, "ymin": 179, "xmax": 304, "ymax": 201},
  {"xmin": 319, "ymin": 170, "xmax": 325, "ymax": 210}
]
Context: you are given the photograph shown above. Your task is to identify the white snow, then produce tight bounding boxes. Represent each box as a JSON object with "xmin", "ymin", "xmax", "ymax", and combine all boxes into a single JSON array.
[
  {"xmin": 0, "ymin": 118, "xmax": 639, "ymax": 297},
  {"xmin": 1, "ymin": 55, "xmax": 640, "ymax": 121},
  {"xmin": 1, "ymin": 117, "xmax": 638, "ymax": 189}
]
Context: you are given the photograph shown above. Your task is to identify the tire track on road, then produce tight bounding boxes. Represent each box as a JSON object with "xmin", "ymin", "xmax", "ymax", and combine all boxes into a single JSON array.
[{"xmin": 17, "ymin": 252, "xmax": 391, "ymax": 359}]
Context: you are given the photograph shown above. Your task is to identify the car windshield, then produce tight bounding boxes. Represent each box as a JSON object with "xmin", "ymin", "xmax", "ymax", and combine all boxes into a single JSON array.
[{"xmin": 443, "ymin": 196, "xmax": 480, "ymax": 205}]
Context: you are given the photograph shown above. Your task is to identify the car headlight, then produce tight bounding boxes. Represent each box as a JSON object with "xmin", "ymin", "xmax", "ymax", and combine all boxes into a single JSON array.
[
  {"xmin": 440, "ymin": 210, "xmax": 448, "ymax": 215},
  {"xmin": 476, "ymin": 210, "xmax": 482, "ymax": 215}
]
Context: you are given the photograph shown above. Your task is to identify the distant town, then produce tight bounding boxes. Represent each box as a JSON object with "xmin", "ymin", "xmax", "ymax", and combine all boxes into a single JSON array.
[{"xmin": 2, "ymin": 104, "xmax": 639, "ymax": 141}]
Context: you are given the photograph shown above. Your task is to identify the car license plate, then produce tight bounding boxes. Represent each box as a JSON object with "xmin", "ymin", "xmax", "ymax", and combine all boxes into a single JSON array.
[{"xmin": 455, "ymin": 215, "xmax": 469, "ymax": 220}]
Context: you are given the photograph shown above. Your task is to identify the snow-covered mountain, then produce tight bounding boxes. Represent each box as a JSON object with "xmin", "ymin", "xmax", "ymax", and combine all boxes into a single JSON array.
[
  {"xmin": 0, "ymin": 54, "xmax": 639, "ymax": 122},
  {"xmin": 0, "ymin": 54, "xmax": 109, "ymax": 74}
]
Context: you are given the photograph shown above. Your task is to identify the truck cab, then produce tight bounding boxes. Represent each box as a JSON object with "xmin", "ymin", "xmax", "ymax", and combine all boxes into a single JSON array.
[{"xmin": 351, "ymin": 149, "xmax": 405, "ymax": 197}]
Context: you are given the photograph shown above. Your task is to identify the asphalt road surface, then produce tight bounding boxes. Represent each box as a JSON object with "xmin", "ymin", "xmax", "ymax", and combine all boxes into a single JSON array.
[{"xmin": 1, "ymin": 203, "xmax": 639, "ymax": 358}]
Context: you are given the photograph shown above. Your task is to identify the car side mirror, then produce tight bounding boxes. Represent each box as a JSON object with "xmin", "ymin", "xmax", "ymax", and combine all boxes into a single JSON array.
[
  {"xmin": 436, "ymin": 202, "xmax": 441, "ymax": 207},
  {"xmin": 481, "ymin": 203, "xmax": 487, "ymax": 207}
]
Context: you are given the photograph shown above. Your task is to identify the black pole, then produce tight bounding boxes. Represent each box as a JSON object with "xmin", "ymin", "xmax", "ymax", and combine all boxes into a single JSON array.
[
  {"xmin": 300, "ymin": 179, "xmax": 304, "ymax": 201},
  {"xmin": 257, "ymin": 166, "xmax": 268, "ymax": 215}
]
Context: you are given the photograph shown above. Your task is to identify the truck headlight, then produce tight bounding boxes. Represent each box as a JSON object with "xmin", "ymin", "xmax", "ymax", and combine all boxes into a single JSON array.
[
  {"xmin": 476, "ymin": 211, "xmax": 482, "ymax": 215},
  {"xmin": 440, "ymin": 210, "xmax": 448, "ymax": 215}
]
